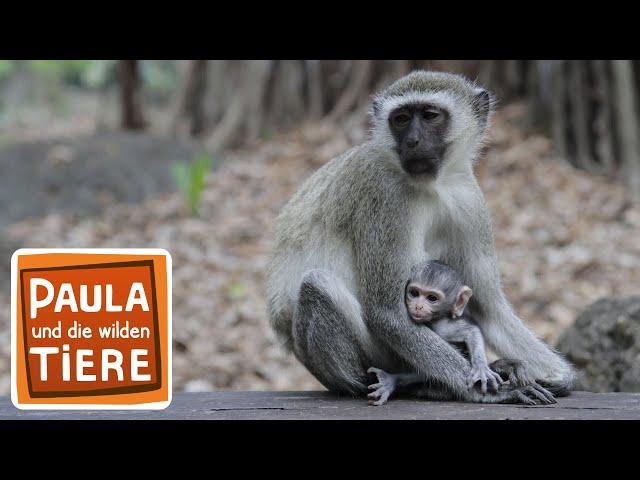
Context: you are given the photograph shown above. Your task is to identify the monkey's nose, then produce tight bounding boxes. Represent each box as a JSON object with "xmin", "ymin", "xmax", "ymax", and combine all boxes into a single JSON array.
[
  {"xmin": 407, "ymin": 137, "xmax": 419, "ymax": 148},
  {"xmin": 417, "ymin": 305, "xmax": 423, "ymax": 310}
]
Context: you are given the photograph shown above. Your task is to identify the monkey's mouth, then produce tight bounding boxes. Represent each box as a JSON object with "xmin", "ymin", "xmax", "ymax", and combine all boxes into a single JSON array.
[
  {"xmin": 401, "ymin": 157, "xmax": 440, "ymax": 177},
  {"xmin": 410, "ymin": 313, "xmax": 431, "ymax": 323}
]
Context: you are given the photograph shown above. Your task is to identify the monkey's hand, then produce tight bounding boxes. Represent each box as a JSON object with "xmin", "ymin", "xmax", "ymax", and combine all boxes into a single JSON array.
[
  {"xmin": 367, "ymin": 367, "xmax": 397, "ymax": 406},
  {"xmin": 468, "ymin": 364, "xmax": 503, "ymax": 394}
]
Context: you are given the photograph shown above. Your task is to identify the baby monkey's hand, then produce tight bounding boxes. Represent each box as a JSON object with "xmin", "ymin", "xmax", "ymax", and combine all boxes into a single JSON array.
[{"xmin": 367, "ymin": 367, "xmax": 398, "ymax": 406}]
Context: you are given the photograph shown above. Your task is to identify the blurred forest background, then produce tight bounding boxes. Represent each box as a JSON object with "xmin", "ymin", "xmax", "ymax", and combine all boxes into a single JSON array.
[{"xmin": 0, "ymin": 60, "xmax": 639, "ymax": 394}]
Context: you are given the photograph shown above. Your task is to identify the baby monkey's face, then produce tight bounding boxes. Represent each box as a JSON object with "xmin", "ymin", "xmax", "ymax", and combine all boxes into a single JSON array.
[
  {"xmin": 405, "ymin": 279, "xmax": 473, "ymax": 323},
  {"xmin": 405, "ymin": 283, "xmax": 446, "ymax": 323}
]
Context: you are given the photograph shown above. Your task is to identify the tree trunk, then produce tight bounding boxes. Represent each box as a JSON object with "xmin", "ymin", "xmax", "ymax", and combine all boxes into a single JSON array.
[
  {"xmin": 478, "ymin": 60, "xmax": 496, "ymax": 89},
  {"xmin": 611, "ymin": 60, "xmax": 640, "ymax": 195},
  {"xmin": 117, "ymin": 60, "xmax": 146, "ymax": 130},
  {"xmin": 267, "ymin": 60, "xmax": 306, "ymax": 130},
  {"xmin": 591, "ymin": 60, "xmax": 615, "ymax": 174},
  {"xmin": 205, "ymin": 94, "xmax": 245, "ymax": 153},
  {"xmin": 551, "ymin": 61, "xmax": 568, "ymax": 160},
  {"xmin": 568, "ymin": 60, "xmax": 593, "ymax": 171},
  {"xmin": 306, "ymin": 60, "xmax": 324, "ymax": 120},
  {"xmin": 328, "ymin": 60, "xmax": 373, "ymax": 120},
  {"xmin": 170, "ymin": 60, "xmax": 208, "ymax": 136},
  {"xmin": 204, "ymin": 61, "xmax": 272, "ymax": 151},
  {"xmin": 391, "ymin": 60, "xmax": 411, "ymax": 78},
  {"xmin": 244, "ymin": 60, "xmax": 272, "ymax": 141},
  {"xmin": 525, "ymin": 61, "xmax": 542, "ymax": 130},
  {"xmin": 202, "ymin": 60, "xmax": 232, "ymax": 128},
  {"xmin": 504, "ymin": 60, "xmax": 522, "ymax": 98}
]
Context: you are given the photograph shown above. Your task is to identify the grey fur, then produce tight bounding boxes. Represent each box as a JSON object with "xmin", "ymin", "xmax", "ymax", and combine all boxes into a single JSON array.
[{"xmin": 266, "ymin": 70, "xmax": 575, "ymax": 404}]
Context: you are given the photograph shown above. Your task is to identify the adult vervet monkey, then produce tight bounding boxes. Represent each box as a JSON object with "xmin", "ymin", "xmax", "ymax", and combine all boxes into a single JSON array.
[{"xmin": 266, "ymin": 70, "xmax": 574, "ymax": 404}]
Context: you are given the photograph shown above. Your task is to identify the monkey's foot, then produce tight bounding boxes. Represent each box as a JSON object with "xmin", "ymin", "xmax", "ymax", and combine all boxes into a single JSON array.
[
  {"xmin": 468, "ymin": 365, "xmax": 503, "ymax": 394},
  {"xmin": 498, "ymin": 383, "xmax": 557, "ymax": 405},
  {"xmin": 489, "ymin": 359, "xmax": 557, "ymax": 403},
  {"xmin": 490, "ymin": 358, "xmax": 533, "ymax": 386},
  {"xmin": 367, "ymin": 367, "xmax": 397, "ymax": 406}
]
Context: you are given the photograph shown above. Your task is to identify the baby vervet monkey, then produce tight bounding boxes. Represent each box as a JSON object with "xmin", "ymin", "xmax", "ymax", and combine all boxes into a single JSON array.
[{"xmin": 367, "ymin": 260, "xmax": 503, "ymax": 406}]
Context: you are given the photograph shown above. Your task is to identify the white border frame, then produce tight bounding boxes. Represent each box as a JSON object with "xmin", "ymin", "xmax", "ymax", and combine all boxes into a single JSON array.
[{"xmin": 11, "ymin": 248, "xmax": 172, "ymax": 410}]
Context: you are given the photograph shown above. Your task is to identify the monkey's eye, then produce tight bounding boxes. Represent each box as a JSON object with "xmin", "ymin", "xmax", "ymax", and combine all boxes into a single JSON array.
[
  {"xmin": 423, "ymin": 109, "xmax": 440, "ymax": 121},
  {"xmin": 391, "ymin": 112, "xmax": 411, "ymax": 128},
  {"xmin": 427, "ymin": 294, "xmax": 439, "ymax": 303},
  {"xmin": 409, "ymin": 288, "xmax": 420, "ymax": 298}
]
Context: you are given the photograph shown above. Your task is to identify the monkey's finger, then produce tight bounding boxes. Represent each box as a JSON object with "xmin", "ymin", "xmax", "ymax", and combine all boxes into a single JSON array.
[
  {"xmin": 367, "ymin": 367, "xmax": 382, "ymax": 375},
  {"xmin": 531, "ymin": 384, "xmax": 556, "ymax": 404},
  {"xmin": 522, "ymin": 386, "xmax": 544, "ymax": 403},
  {"xmin": 535, "ymin": 383, "xmax": 556, "ymax": 401},
  {"xmin": 525, "ymin": 386, "xmax": 553, "ymax": 405},
  {"xmin": 514, "ymin": 391, "xmax": 536, "ymax": 406},
  {"xmin": 368, "ymin": 390, "xmax": 382, "ymax": 399},
  {"xmin": 534, "ymin": 388, "xmax": 556, "ymax": 405},
  {"xmin": 368, "ymin": 383, "xmax": 382, "ymax": 390},
  {"xmin": 487, "ymin": 377, "xmax": 499, "ymax": 393},
  {"xmin": 480, "ymin": 378, "xmax": 488, "ymax": 394}
]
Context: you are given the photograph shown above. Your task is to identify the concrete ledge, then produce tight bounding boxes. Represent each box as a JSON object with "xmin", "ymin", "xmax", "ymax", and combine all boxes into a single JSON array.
[{"xmin": 1, "ymin": 391, "xmax": 639, "ymax": 420}]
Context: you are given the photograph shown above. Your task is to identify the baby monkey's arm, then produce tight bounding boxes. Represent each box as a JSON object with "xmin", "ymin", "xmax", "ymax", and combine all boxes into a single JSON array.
[
  {"xmin": 432, "ymin": 318, "xmax": 503, "ymax": 393},
  {"xmin": 367, "ymin": 318, "xmax": 503, "ymax": 404}
]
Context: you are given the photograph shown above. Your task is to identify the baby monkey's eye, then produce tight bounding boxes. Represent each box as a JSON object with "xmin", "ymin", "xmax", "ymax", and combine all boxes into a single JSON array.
[
  {"xmin": 409, "ymin": 288, "xmax": 420, "ymax": 298},
  {"xmin": 427, "ymin": 294, "xmax": 439, "ymax": 302}
]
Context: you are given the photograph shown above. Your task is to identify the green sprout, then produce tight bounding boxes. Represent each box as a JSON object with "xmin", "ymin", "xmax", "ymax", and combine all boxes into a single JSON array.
[
  {"xmin": 227, "ymin": 282, "xmax": 248, "ymax": 300},
  {"xmin": 171, "ymin": 153, "xmax": 213, "ymax": 216}
]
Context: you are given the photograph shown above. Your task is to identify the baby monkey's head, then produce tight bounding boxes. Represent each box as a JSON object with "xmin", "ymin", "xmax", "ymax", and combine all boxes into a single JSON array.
[{"xmin": 405, "ymin": 260, "xmax": 473, "ymax": 323}]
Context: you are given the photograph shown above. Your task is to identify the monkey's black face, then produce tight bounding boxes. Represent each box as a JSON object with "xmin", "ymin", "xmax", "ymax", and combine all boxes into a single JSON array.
[{"xmin": 389, "ymin": 103, "xmax": 450, "ymax": 177}]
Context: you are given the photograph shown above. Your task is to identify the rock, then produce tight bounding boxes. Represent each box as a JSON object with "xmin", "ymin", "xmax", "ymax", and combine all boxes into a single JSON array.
[
  {"xmin": 183, "ymin": 379, "xmax": 215, "ymax": 392},
  {"xmin": 47, "ymin": 144, "xmax": 75, "ymax": 165},
  {"xmin": 556, "ymin": 297, "xmax": 640, "ymax": 392}
]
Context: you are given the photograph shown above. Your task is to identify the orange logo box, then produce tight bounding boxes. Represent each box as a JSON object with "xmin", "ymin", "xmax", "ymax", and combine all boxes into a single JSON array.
[{"xmin": 11, "ymin": 249, "xmax": 172, "ymax": 409}]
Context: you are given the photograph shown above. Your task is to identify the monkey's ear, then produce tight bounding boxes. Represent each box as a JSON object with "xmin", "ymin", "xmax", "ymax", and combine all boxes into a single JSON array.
[
  {"xmin": 453, "ymin": 286, "xmax": 473, "ymax": 318},
  {"xmin": 372, "ymin": 98, "xmax": 381, "ymax": 117},
  {"xmin": 473, "ymin": 88, "xmax": 493, "ymax": 128}
]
